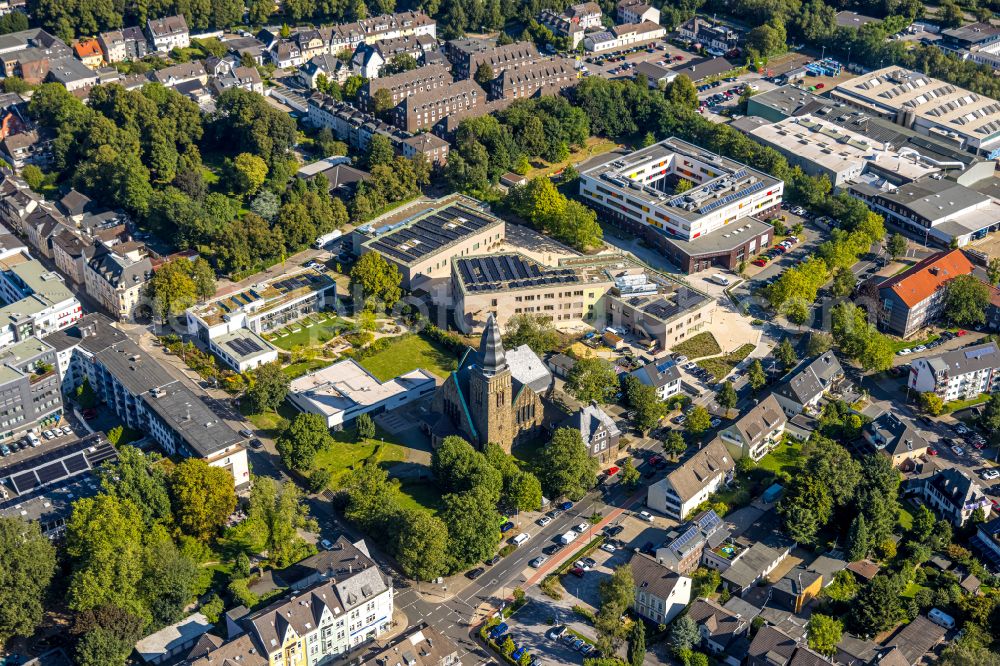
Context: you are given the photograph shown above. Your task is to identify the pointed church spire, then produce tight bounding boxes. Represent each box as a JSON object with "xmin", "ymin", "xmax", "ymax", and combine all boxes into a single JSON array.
[{"xmin": 479, "ymin": 314, "xmax": 507, "ymax": 376}]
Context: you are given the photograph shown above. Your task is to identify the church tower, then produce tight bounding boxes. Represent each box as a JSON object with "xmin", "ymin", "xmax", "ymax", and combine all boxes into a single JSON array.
[{"xmin": 468, "ymin": 314, "xmax": 515, "ymax": 452}]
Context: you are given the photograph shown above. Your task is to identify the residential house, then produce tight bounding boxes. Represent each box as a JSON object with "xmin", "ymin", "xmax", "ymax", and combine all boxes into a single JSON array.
[
  {"xmin": 351, "ymin": 43, "xmax": 385, "ymax": 78},
  {"xmin": 97, "ymin": 27, "xmax": 148, "ymax": 63},
  {"xmin": 686, "ymin": 598, "xmax": 750, "ymax": 665},
  {"xmin": 908, "ymin": 341, "xmax": 1000, "ymax": 402},
  {"xmin": 720, "ymin": 536, "xmax": 793, "ymax": 594},
  {"xmin": 51, "ymin": 229, "xmax": 92, "ymax": 285},
  {"xmin": 876, "ymin": 249, "xmax": 975, "ymax": 337},
  {"xmin": 186, "ymin": 536, "xmax": 393, "ymax": 666},
  {"xmin": 0, "ymin": 129, "xmax": 51, "ymax": 172},
  {"xmin": 881, "ymin": 615, "xmax": 948, "ymax": 666},
  {"xmin": 537, "ymin": 2, "xmax": 602, "ymax": 48},
  {"xmin": 327, "ymin": 11, "xmax": 437, "ymax": 54},
  {"xmin": 21, "ymin": 203, "xmax": 67, "ymax": 258},
  {"xmin": 565, "ymin": 401, "xmax": 621, "ymax": 463},
  {"xmin": 84, "ymin": 240, "xmax": 153, "ymax": 321},
  {"xmin": 677, "ymin": 17, "xmax": 739, "ymax": 54},
  {"xmin": 135, "ymin": 613, "xmax": 213, "ymax": 665},
  {"xmin": 631, "ymin": 356, "xmax": 682, "ymax": 400},
  {"xmin": 719, "ymin": 394, "xmax": 786, "ymax": 461},
  {"xmin": 546, "ymin": 352, "xmax": 576, "ymax": 379},
  {"xmin": 271, "ymin": 40, "xmax": 304, "ymax": 68},
  {"xmin": 46, "ymin": 57, "xmax": 98, "ymax": 91},
  {"xmin": 584, "ymin": 21, "xmax": 666, "ymax": 52},
  {"xmin": 655, "ymin": 509, "xmax": 728, "ymax": 574},
  {"xmin": 209, "ymin": 66, "xmax": 264, "ymax": 96},
  {"xmin": 152, "ymin": 60, "xmax": 208, "ymax": 87},
  {"xmin": 398, "ymin": 132, "xmax": 449, "ymax": 166},
  {"xmin": 73, "ymin": 39, "xmax": 103, "ymax": 68},
  {"xmin": 772, "ymin": 352, "xmax": 844, "ymax": 416},
  {"xmin": 294, "ymin": 28, "xmax": 327, "ymax": 59},
  {"xmin": 907, "ymin": 467, "xmax": 992, "ymax": 526},
  {"xmin": 631, "ymin": 552, "xmax": 692, "ymax": 624},
  {"xmin": 0, "ymin": 174, "xmax": 41, "ymax": 231},
  {"xmin": 617, "ymin": 0, "xmax": 661, "ymax": 25},
  {"xmin": 146, "ymin": 15, "xmax": 189, "ymax": 52},
  {"xmin": 970, "ymin": 515, "xmax": 1000, "ymax": 570},
  {"xmin": 747, "ymin": 626, "xmax": 830, "ymax": 666},
  {"xmin": 771, "ymin": 566, "xmax": 823, "ymax": 613},
  {"xmin": 647, "ymin": 438, "xmax": 734, "ymax": 519},
  {"xmin": 0, "ymin": 338, "xmax": 64, "ymax": 443},
  {"xmin": 863, "ymin": 412, "xmax": 929, "ymax": 468},
  {"xmin": 299, "ymin": 53, "xmax": 350, "ymax": 87},
  {"xmin": 224, "ymin": 36, "xmax": 266, "ymax": 65},
  {"xmin": 297, "ymin": 157, "xmax": 371, "ymax": 198}
]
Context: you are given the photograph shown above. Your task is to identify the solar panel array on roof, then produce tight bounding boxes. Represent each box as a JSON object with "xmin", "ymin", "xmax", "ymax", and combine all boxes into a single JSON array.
[
  {"xmin": 669, "ymin": 525, "xmax": 700, "ymax": 554},
  {"xmin": 369, "ymin": 204, "xmax": 499, "ymax": 264},
  {"xmin": 227, "ymin": 336, "xmax": 264, "ymax": 357},
  {"xmin": 11, "ymin": 471, "xmax": 38, "ymax": 494},
  {"xmin": 62, "ymin": 454, "xmax": 88, "ymax": 474},
  {"xmin": 695, "ymin": 509, "xmax": 722, "ymax": 532},
  {"xmin": 35, "ymin": 462, "xmax": 66, "ymax": 485},
  {"xmin": 457, "ymin": 254, "xmax": 582, "ymax": 292},
  {"xmin": 966, "ymin": 347, "xmax": 993, "ymax": 359},
  {"xmin": 0, "ymin": 438, "xmax": 94, "ymax": 479},
  {"xmin": 85, "ymin": 442, "xmax": 117, "ymax": 466}
]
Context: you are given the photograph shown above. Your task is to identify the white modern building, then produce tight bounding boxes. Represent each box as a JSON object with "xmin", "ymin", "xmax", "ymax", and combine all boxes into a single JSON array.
[
  {"xmin": 583, "ymin": 21, "xmax": 665, "ymax": 52},
  {"xmin": 631, "ymin": 356, "xmax": 682, "ymax": 400},
  {"xmin": 579, "ymin": 138, "xmax": 782, "ymax": 272},
  {"xmin": 0, "ymin": 248, "xmax": 82, "ymax": 349},
  {"xmin": 908, "ymin": 341, "xmax": 1000, "ymax": 401},
  {"xmin": 288, "ymin": 359, "xmax": 437, "ymax": 429},
  {"xmin": 831, "ymin": 66, "xmax": 1000, "ymax": 159}
]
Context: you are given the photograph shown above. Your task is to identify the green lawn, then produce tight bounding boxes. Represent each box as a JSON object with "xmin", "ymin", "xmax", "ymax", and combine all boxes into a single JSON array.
[
  {"xmin": 282, "ymin": 358, "xmax": 331, "ymax": 379},
  {"xmin": 888, "ymin": 334, "xmax": 940, "ymax": 354},
  {"xmin": 757, "ymin": 439, "xmax": 804, "ymax": 476},
  {"xmin": 697, "ymin": 343, "xmax": 756, "ymax": 381},
  {"xmin": 266, "ymin": 314, "xmax": 352, "ymax": 351},
  {"xmin": 314, "ymin": 436, "xmax": 407, "ymax": 487},
  {"xmin": 898, "ymin": 502, "xmax": 915, "ymax": 531},
  {"xmin": 943, "ymin": 393, "xmax": 989, "ymax": 414},
  {"xmin": 242, "ymin": 402, "xmax": 298, "ymax": 438},
  {"xmin": 671, "ymin": 332, "xmax": 722, "ymax": 360},
  {"xmin": 359, "ymin": 334, "xmax": 459, "ymax": 381},
  {"xmin": 397, "ymin": 480, "xmax": 443, "ymax": 515},
  {"xmin": 901, "ymin": 582, "xmax": 928, "ymax": 598}
]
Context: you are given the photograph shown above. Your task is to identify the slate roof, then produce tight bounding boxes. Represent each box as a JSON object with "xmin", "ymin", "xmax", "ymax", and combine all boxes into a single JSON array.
[
  {"xmin": 687, "ymin": 598, "xmax": 747, "ymax": 649},
  {"xmin": 747, "ymin": 625, "xmax": 797, "ymax": 664},
  {"xmin": 634, "ymin": 356, "xmax": 681, "ymax": 388},
  {"xmin": 504, "ymin": 343, "xmax": 553, "ymax": 393},
  {"xmin": 865, "ymin": 412, "xmax": 929, "ymax": 457},
  {"xmin": 775, "ymin": 352, "xmax": 842, "ymax": 406},
  {"xmin": 728, "ymin": 394, "xmax": 786, "ymax": 446},
  {"xmin": 631, "ymin": 551, "xmax": 687, "ymax": 600},
  {"xmin": 883, "ymin": 615, "xmax": 946, "ymax": 665},
  {"xmin": 664, "ymin": 438, "xmax": 734, "ymax": 502},
  {"xmin": 570, "ymin": 402, "xmax": 621, "ymax": 443}
]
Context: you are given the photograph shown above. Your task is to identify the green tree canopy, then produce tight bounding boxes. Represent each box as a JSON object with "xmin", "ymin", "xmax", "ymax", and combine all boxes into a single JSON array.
[
  {"xmin": 169, "ymin": 459, "xmax": 236, "ymax": 542},
  {"xmin": 350, "ymin": 251, "xmax": 403, "ymax": 309},
  {"xmin": 247, "ymin": 362, "xmax": 290, "ymax": 414},
  {"xmin": 277, "ymin": 412, "xmax": 332, "ymax": 471},
  {"xmin": 0, "ymin": 517, "xmax": 56, "ymax": 645},
  {"xmin": 943, "ymin": 274, "xmax": 989, "ymax": 327},
  {"xmin": 541, "ymin": 427, "xmax": 599, "ymax": 500},
  {"xmin": 567, "ymin": 357, "xmax": 618, "ymax": 403}
]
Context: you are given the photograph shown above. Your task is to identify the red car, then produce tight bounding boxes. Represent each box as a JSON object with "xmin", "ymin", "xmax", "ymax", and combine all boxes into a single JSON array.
[
  {"xmin": 606, "ymin": 466, "xmax": 620, "ymax": 476},
  {"xmin": 928, "ymin": 448, "xmax": 938, "ymax": 456},
  {"xmin": 816, "ymin": 83, "xmax": 825, "ymax": 89},
  {"xmin": 957, "ymin": 330, "xmax": 967, "ymax": 336},
  {"xmin": 649, "ymin": 455, "xmax": 663, "ymax": 465},
  {"xmin": 752, "ymin": 259, "xmax": 767, "ymax": 267},
  {"xmin": 569, "ymin": 567, "xmax": 585, "ymax": 578}
]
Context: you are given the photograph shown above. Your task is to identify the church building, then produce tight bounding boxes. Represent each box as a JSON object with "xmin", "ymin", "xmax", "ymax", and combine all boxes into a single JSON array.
[{"xmin": 430, "ymin": 314, "xmax": 550, "ymax": 453}]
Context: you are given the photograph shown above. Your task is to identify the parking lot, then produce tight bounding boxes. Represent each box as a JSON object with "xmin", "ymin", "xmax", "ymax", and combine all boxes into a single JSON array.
[
  {"xmin": 580, "ymin": 39, "xmax": 692, "ymax": 79},
  {"xmin": 0, "ymin": 415, "xmax": 87, "ymax": 467}
]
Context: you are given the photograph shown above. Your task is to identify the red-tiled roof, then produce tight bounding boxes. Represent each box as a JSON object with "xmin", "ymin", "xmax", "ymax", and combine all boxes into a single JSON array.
[
  {"xmin": 878, "ymin": 249, "xmax": 974, "ymax": 308},
  {"xmin": 74, "ymin": 39, "xmax": 102, "ymax": 59}
]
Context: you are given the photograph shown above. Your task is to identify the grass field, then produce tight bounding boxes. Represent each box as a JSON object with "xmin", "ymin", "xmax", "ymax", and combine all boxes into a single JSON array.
[
  {"xmin": 282, "ymin": 358, "xmax": 330, "ymax": 379},
  {"xmin": 757, "ymin": 439, "xmax": 804, "ymax": 476},
  {"xmin": 943, "ymin": 393, "xmax": 989, "ymax": 414},
  {"xmin": 672, "ymin": 332, "xmax": 722, "ymax": 360},
  {"xmin": 888, "ymin": 334, "xmax": 940, "ymax": 354},
  {"xmin": 358, "ymin": 334, "xmax": 459, "ymax": 381},
  {"xmin": 242, "ymin": 402, "xmax": 298, "ymax": 438},
  {"xmin": 697, "ymin": 343, "xmax": 756, "ymax": 381},
  {"xmin": 314, "ymin": 436, "xmax": 407, "ymax": 487},
  {"xmin": 525, "ymin": 137, "xmax": 621, "ymax": 180},
  {"xmin": 266, "ymin": 313, "xmax": 351, "ymax": 350},
  {"xmin": 397, "ymin": 480, "xmax": 443, "ymax": 515}
]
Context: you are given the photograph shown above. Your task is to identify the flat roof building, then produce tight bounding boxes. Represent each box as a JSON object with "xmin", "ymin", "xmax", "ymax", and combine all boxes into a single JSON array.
[
  {"xmin": 831, "ymin": 66, "xmax": 1000, "ymax": 159},
  {"xmin": 357, "ymin": 194, "xmax": 505, "ymax": 290},
  {"xmin": 288, "ymin": 358, "xmax": 437, "ymax": 429},
  {"xmin": 579, "ymin": 138, "xmax": 782, "ymax": 273}
]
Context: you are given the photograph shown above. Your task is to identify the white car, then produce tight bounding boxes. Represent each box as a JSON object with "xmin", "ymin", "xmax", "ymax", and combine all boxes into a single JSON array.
[
  {"xmin": 42, "ymin": 429, "xmax": 54, "ymax": 439},
  {"xmin": 574, "ymin": 522, "xmax": 589, "ymax": 533},
  {"xmin": 675, "ymin": 355, "xmax": 688, "ymax": 364},
  {"xmin": 537, "ymin": 516, "xmax": 552, "ymax": 527},
  {"xmin": 638, "ymin": 511, "xmax": 654, "ymax": 522},
  {"xmin": 600, "ymin": 542, "xmax": 616, "ymax": 553},
  {"xmin": 982, "ymin": 469, "xmax": 1000, "ymax": 480},
  {"xmin": 573, "ymin": 559, "xmax": 593, "ymax": 571},
  {"xmin": 319, "ymin": 539, "xmax": 333, "ymax": 550},
  {"xmin": 913, "ymin": 345, "xmax": 927, "ymax": 353},
  {"xmin": 61, "ymin": 425, "xmax": 73, "ymax": 436},
  {"xmin": 897, "ymin": 348, "xmax": 912, "ymax": 356}
]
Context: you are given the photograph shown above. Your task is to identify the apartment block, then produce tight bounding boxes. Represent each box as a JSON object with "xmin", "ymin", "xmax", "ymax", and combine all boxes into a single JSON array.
[
  {"xmin": 327, "ymin": 10, "xmax": 436, "ymax": 53},
  {"xmin": 448, "ymin": 40, "xmax": 539, "ymax": 80},
  {"xmin": 358, "ymin": 62, "xmax": 452, "ymax": 113},
  {"xmin": 647, "ymin": 438, "xmax": 734, "ymax": 519},
  {"xmin": 0, "ymin": 337, "xmax": 62, "ymax": 442},
  {"xmin": 876, "ymin": 249, "xmax": 974, "ymax": 337},
  {"xmin": 394, "ymin": 79, "xmax": 483, "ymax": 132},
  {"xmin": 146, "ymin": 15, "xmax": 189, "ymax": 52},
  {"xmin": 908, "ymin": 341, "xmax": 1000, "ymax": 401},
  {"xmin": 84, "ymin": 240, "xmax": 152, "ymax": 321},
  {"xmin": 718, "ymin": 393, "xmax": 786, "ymax": 461},
  {"xmin": 488, "ymin": 57, "xmax": 578, "ymax": 101},
  {"xmin": 0, "ymin": 248, "xmax": 82, "ymax": 348}
]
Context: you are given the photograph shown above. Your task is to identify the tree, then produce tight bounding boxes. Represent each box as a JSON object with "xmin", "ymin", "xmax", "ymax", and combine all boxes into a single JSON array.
[
  {"xmin": 140, "ymin": 532, "xmax": 199, "ymax": 627},
  {"xmin": 245, "ymin": 477, "xmax": 315, "ymax": 568},
  {"xmin": 718, "ymin": 381, "xmax": 737, "ymax": 412},
  {"xmin": 76, "ymin": 621, "xmax": 144, "ymax": 666},
  {"xmin": 0, "ymin": 11, "xmax": 27, "ymax": 35},
  {"xmin": 350, "ymin": 252, "xmax": 402, "ymax": 309},
  {"xmin": 393, "ymin": 508, "xmax": 449, "ymax": 580},
  {"xmin": 596, "ymin": 564, "xmax": 634, "ymax": 653},
  {"xmin": 940, "ymin": 0, "xmax": 965, "ymax": 28},
  {"xmin": 276, "ymin": 412, "xmax": 332, "ymax": 471},
  {"xmin": 747, "ymin": 18, "xmax": 787, "ymax": 56},
  {"xmin": 669, "ymin": 614, "xmax": 699, "ymax": 656},
  {"xmin": 567, "ymin": 357, "xmax": 618, "ymax": 403},
  {"xmin": 807, "ymin": 614, "xmax": 843, "ymax": 657},
  {"xmin": 21, "ymin": 164, "xmax": 43, "ymax": 190},
  {"xmin": 229, "ymin": 153, "xmax": 268, "ymax": 196},
  {"xmin": 247, "ymin": 362, "xmax": 290, "ymax": 413},
  {"xmin": 541, "ymin": 427, "xmax": 599, "ymax": 500},
  {"xmin": 979, "ymin": 393, "xmax": 1000, "ymax": 443},
  {"xmin": 847, "ymin": 514, "xmax": 870, "ymax": 562},
  {"xmin": 987, "ymin": 257, "xmax": 1000, "ymax": 286},
  {"xmin": 356, "ymin": 412, "xmax": 376, "ymax": 440},
  {"xmin": 65, "ymin": 495, "xmax": 146, "ymax": 617},
  {"xmin": 943, "ymin": 274, "xmax": 989, "ymax": 327},
  {"xmin": 620, "ymin": 459, "xmax": 640, "ymax": 487},
  {"xmin": 627, "ymin": 615, "xmax": 646, "ymax": 666},
  {"xmin": 169, "ymin": 459, "xmax": 236, "ymax": 541},
  {"xmin": 887, "ymin": 233, "xmax": 908, "ymax": 260},
  {"xmin": 340, "ymin": 462, "xmax": 400, "ymax": 530},
  {"xmin": 503, "ymin": 314, "xmax": 559, "ymax": 354},
  {"xmin": 99, "ymin": 446, "xmax": 172, "ymax": 528},
  {"xmin": 685, "ymin": 405, "xmax": 711, "ymax": 439},
  {"xmin": 850, "ymin": 575, "xmax": 903, "ymax": 637},
  {"xmin": 145, "ymin": 259, "xmax": 198, "ymax": 322},
  {"xmin": 807, "ymin": 332, "xmax": 834, "ymax": 356},
  {"xmin": 440, "ymin": 489, "xmax": 502, "ymax": 572},
  {"xmin": 250, "ymin": 189, "xmax": 281, "ymax": 221},
  {"xmin": 775, "ymin": 338, "xmax": 797, "ymax": 369},
  {"xmin": 664, "ymin": 74, "xmax": 698, "ymax": 108},
  {"xmin": 371, "ymin": 88, "xmax": 394, "ymax": 115},
  {"xmin": 0, "ymin": 517, "xmax": 56, "ymax": 646},
  {"xmin": 624, "ymin": 375, "xmax": 667, "ymax": 433},
  {"xmin": 664, "ymin": 430, "xmax": 686, "ymax": 460},
  {"xmin": 919, "ymin": 391, "xmax": 944, "ymax": 416},
  {"xmin": 474, "ymin": 62, "xmax": 495, "ymax": 86},
  {"xmin": 832, "ymin": 267, "xmax": 857, "ymax": 298},
  {"xmin": 432, "ymin": 436, "xmax": 503, "ymax": 502},
  {"xmin": 366, "ymin": 134, "xmax": 395, "ymax": 168},
  {"xmin": 748, "ymin": 359, "xmax": 767, "ymax": 392}
]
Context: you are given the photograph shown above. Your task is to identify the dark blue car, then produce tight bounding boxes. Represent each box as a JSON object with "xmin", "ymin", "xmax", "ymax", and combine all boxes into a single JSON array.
[
  {"xmin": 512, "ymin": 647, "xmax": 526, "ymax": 661},
  {"xmin": 490, "ymin": 623, "xmax": 509, "ymax": 640},
  {"xmin": 500, "ymin": 521, "xmax": 515, "ymax": 533},
  {"xmin": 559, "ymin": 501, "xmax": 573, "ymax": 511}
]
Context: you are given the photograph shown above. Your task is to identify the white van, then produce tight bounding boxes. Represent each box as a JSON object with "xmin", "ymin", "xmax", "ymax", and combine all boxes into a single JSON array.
[
  {"xmin": 928, "ymin": 608, "xmax": 956, "ymax": 630},
  {"xmin": 710, "ymin": 273, "xmax": 731, "ymax": 286},
  {"xmin": 558, "ymin": 531, "xmax": 578, "ymax": 546},
  {"xmin": 512, "ymin": 532, "xmax": 530, "ymax": 546}
]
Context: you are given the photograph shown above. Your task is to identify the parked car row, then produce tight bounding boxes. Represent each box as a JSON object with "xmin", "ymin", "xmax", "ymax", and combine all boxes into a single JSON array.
[
  {"xmin": 751, "ymin": 236, "xmax": 799, "ymax": 266},
  {"xmin": 546, "ymin": 625, "xmax": 596, "ymax": 657},
  {"xmin": 489, "ymin": 623, "xmax": 544, "ymax": 666},
  {"xmin": 0, "ymin": 424, "xmax": 74, "ymax": 457}
]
